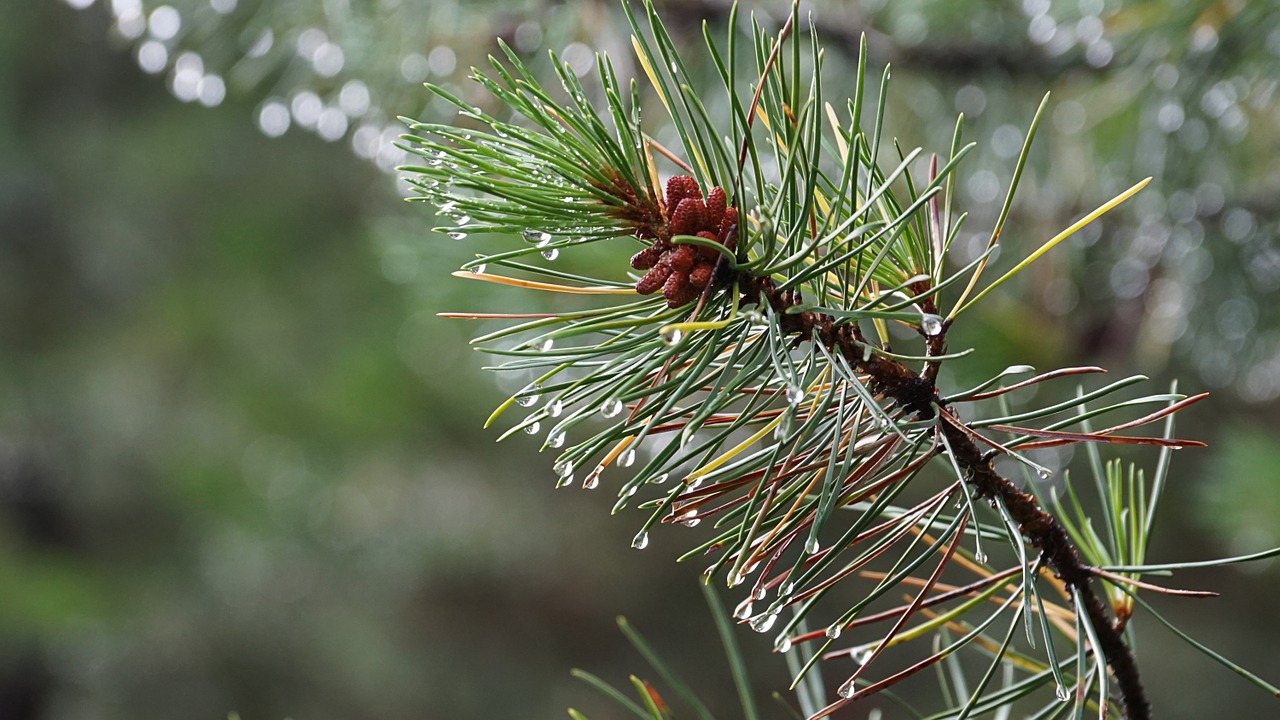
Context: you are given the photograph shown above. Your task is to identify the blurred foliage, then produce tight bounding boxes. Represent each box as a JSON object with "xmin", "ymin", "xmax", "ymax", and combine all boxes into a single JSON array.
[{"xmin": 1, "ymin": 0, "xmax": 1277, "ymax": 718}]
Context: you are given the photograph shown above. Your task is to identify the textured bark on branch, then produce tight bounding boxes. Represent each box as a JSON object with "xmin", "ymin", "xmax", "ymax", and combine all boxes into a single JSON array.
[{"xmin": 739, "ymin": 273, "xmax": 1150, "ymax": 720}]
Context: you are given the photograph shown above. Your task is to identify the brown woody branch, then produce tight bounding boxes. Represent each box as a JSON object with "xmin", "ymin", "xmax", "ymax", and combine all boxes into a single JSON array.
[{"xmin": 736, "ymin": 272, "xmax": 1151, "ymax": 720}]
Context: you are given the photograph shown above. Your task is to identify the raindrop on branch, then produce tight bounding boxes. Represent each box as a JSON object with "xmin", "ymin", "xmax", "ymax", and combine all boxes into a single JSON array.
[
  {"xmin": 921, "ymin": 313, "xmax": 943, "ymax": 336},
  {"xmin": 600, "ymin": 397, "xmax": 623, "ymax": 418},
  {"xmin": 749, "ymin": 612, "xmax": 778, "ymax": 633}
]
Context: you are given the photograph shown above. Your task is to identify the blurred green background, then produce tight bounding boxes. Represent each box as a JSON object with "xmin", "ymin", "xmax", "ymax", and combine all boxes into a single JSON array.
[{"xmin": 1, "ymin": 0, "xmax": 1277, "ymax": 718}]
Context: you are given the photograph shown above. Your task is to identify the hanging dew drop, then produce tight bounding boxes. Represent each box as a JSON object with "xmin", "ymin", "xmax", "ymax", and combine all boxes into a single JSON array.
[
  {"xmin": 733, "ymin": 598, "xmax": 754, "ymax": 620},
  {"xmin": 781, "ymin": 581, "xmax": 796, "ymax": 596},
  {"xmin": 548, "ymin": 430, "xmax": 565, "ymax": 448},
  {"xmin": 516, "ymin": 391, "xmax": 538, "ymax": 407},
  {"xmin": 974, "ymin": 550, "xmax": 988, "ymax": 563},
  {"xmin": 620, "ymin": 448, "xmax": 636, "ymax": 467},
  {"xmin": 921, "ymin": 313, "xmax": 943, "ymax": 336},
  {"xmin": 851, "ymin": 646, "xmax": 872, "ymax": 665},
  {"xmin": 826, "ymin": 623, "xmax": 843, "ymax": 639},
  {"xmin": 1036, "ymin": 467, "xmax": 1051, "ymax": 479},
  {"xmin": 583, "ymin": 467, "xmax": 602, "ymax": 489},
  {"xmin": 555, "ymin": 473, "xmax": 574, "ymax": 488},
  {"xmin": 538, "ymin": 338, "xmax": 554, "ymax": 352},
  {"xmin": 447, "ymin": 231, "xmax": 467, "ymax": 240},
  {"xmin": 677, "ymin": 510, "xmax": 700, "ymax": 527},
  {"xmin": 524, "ymin": 421, "xmax": 540, "ymax": 435},
  {"xmin": 548, "ymin": 399, "xmax": 564, "ymax": 417},
  {"xmin": 749, "ymin": 612, "xmax": 778, "ymax": 633},
  {"xmin": 753, "ymin": 587, "xmax": 766, "ymax": 601},
  {"xmin": 649, "ymin": 472, "xmax": 669, "ymax": 484},
  {"xmin": 774, "ymin": 634, "xmax": 792, "ymax": 653},
  {"xmin": 805, "ymin": 537, "xmax": 821, "ymax": 555},
  {"xmin": 600, "ymin": 398, "xmax": 623, "ymax": 418},
  {"xmin": 541, "ymin": 248, "xmax": 559, "ymax": 261},
  {"xmin": 555, "ymin": 460, "xmax": 574, "ymax": 478},
  {"xmin": 1056, "ymin": 684, "xmax": 1070, "ymax": 702},
  {"xmin": 522, "ymin": 229, "xmax": 551, "ymax": 244},
  {"xmin": 837, "ymin": 679, "xmax": 857, "ymax": 699},
  {"xmin": 661, "ymin": 327, "xmax": 683, "ymax": 345},
  {"xmin": 785, "ymin": 385, "xmax": 804, "ymax": 405},
  {"xmin": 470, "ymin": 264, "xmax": 485, "ymax": 274},
  {"xmin": 455, "ymin": 215, "xmax": 471, "ymax": 226},
  {"xmin": 631, "ymin": 531, "xmax": 649, "ymax": 549}
]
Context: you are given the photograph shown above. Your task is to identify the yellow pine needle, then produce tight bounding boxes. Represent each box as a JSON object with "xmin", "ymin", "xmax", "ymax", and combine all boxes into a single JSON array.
[
  {"xmin": 825, "ymin": 101, "xmax": 849, "ymax": 163},
  {"xmin": 949, "ymin": 177, "xmax": 1151, "ymax": 318},
  {"xmin": 631, "ymin": 35, "xmax": 708, "ymax": 180},
  {"xmin": 452, "ymin": 271, "xmax": 634, "ymax": 294},
  {"xmin": 685, "ymin": 413, "xmax": 786, "ymax": 483}
]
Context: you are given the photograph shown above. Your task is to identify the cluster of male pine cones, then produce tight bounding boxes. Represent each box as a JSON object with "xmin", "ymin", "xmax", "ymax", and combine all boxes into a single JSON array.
[{"xmin": 631, "ymin": 175, "xmax": 738, "ymax": 308}]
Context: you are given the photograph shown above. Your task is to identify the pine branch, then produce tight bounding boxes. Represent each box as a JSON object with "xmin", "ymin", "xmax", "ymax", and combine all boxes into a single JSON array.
[
  {"xmin": 737, "ymin": 269, "xmax": 1150, "ymax": 719},
  {"xmin": 400, "ymin": 2, "xmax": 1280, "ymax": 717}
]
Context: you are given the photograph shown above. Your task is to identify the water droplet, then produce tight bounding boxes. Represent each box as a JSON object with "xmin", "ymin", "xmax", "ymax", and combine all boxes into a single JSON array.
[
  {"xmin": 774, "ymin": 634, "xmax": 792, "ymax": 653},
  {"xmin": 620, "ymin": 448, "xmax": 636, "ymax": 467},
  {"xmin": 622, "ymin": 484, "xmax": 637, "ymax": 498},
  {"xmin": 524, "ymin": 421, "xmax": 541, "ymax": 435},
  {"xmin": 753, "ymin": 587, "xmax": 766, "ymax": 600},
  {"xmin": 439, "ymin": 201, "xmax": 457, "ymax": 214},
  {"xmin": 548, "ymin": 399, "xmax": 564, "ymax": 417},
  {"xmin": 781, "ymin": 581, "xmax": 796, "ymax": 596},
  {"xmin": 555, "ymin": 460, "xmax": 574, "ymax": 478},
  {"xmin": 677, "ymin": 510, "xmax": 700, "ymax": 527},
  {"xmin": 837, "ymin": 679, "xmax": 858, "ymax": 699},
  {"xmin": 749, "ymin": 612, "xmax": 778, "ymax": 633},
  {"xmin": 826, "ymin": 623, "xmax": 843, "ymax": 639},
  {"xmin": 548, "ymin": 430, "xmax": 566, "ymax": 448},
  {"xmin": 685, "ymin": 477, "xmax": 703, "ymax": 490},
  {"xmin": 600, "ymin": 397, "xmax": 623, "ymax": 418},
  {"xmin": 733, "ymin": 598, "xmax": 754, "ymax": 620},
  {"xmin": 805, "ymin": 537, "xmax": 821, "ymax": 555},
  {"xmin": 974, "ymin": 550, "xmax": 988, "ymax": 563},
  {"xmin": 773, "ymin": 412, "xmax": 793, "ymax": 441},
  {"xmin": 555, "ymin": 473, "xmax": 574, "ymax": 488},
  {"xmin": 541, "ymin": 248, "xmax": 559, "ymax": 261},
  {"xmin": 851, "ymin": 646, "xmax": 872, "ymax": 665},
  {"xmin": 522, "ymin": 228, "xmax": 552, "ymax": 245},
  {"xmin": 1036, "ymin": 467, "xmax": 1051, "ymax": 479},
  {"xmin": 728, "ymin": 573, "xmax": 746, "ymax": 587},
  {"xmin": 649, "ymin": 473, "xmax": 669, "ymax": 484},
  {"xmin": 584, "ymin": 467, "xmax": 602, "ymax": 489},
  {"xmin": 538, "ymin": 337, "xmax": 553, "ymax": 351},
  {"xmin": 455, "ymin": 214, "xmax": 471, "ymax": 226},
  {"xmin": 661, "ymin": 327, "xmax": 684, "ymax": 345},
  {"xmin": 631, "ymin": 531, "xmax": 649, "ymax": 549},
  {"xmin": 1056, "ymin": 684, "xmax": 1070, "ymax": 702},
  {"xmin": 516, "ymin": 390, "xmax": 539, "ymax": 407},
  {"xmin": 447, "ymin": 231, "xmax": 467, "ymax": 240},
  {"xmin": 921, "ymin": 313, "xmax": 943, "ymax": 336},
  {"xmin": 785, "ymin": 385, "xmax": 805, "ymax": 405}
]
